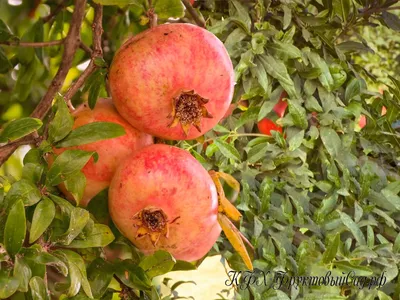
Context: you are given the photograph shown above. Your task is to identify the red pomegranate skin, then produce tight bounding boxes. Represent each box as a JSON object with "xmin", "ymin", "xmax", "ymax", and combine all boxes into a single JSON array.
[
  {"xmin": 54, "ymin": 98, "xmax": 153, "ymax": 207},
  {"xmin": 109, "ymin": 23, "xmax": 234, "ymax": 140},
  {"xmin": 108, "ymin": 144, "xmax": 221, "ymax": 261},
  {"xmin": 273, "ymin": 91, "xmax": 288, "ymax": 118},
  {"xmin": 257, "ymin": 118, "xmax": 283, "ymax": 136}
]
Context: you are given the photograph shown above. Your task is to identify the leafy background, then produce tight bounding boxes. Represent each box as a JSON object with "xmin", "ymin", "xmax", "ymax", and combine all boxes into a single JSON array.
[{"xmin": 0, "ymin": 0, "xmax": 400, "ymax": 299}]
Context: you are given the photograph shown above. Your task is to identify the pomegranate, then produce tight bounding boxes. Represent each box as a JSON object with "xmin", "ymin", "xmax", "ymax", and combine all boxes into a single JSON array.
[
  {"xmin": 108, "ymin": 144, "xmax": 220, "ymax": 261},
  {"xmin": 273, "ymin": 91, "xmax": 288, "ymax": 118},
  {"xmin": 109, "ymin": 23, "xmax": 234, "ymax": 140},
  {"xmin": 54, "ymin": 98, "xmax": 153, "ymax": 206},
  {"xmin": 257, "ymin": 118, "xmax": 283, "ymax": 135}
]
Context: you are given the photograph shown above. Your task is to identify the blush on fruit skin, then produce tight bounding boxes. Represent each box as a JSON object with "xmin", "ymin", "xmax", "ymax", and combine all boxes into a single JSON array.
[
  {"xmin": 109, "ymin": 23, "xmax": 234, "ymax": 141},
  {"xmin": 257, "ymin": 118, "xmax": 283, "ymax": 135},
  {"xmin": 108, "ymin": 144, "xmax": 221, "ymax": 262},
  {"xmin": 54, "ymin": 98, "xmax": 153, "ymax": 207}
]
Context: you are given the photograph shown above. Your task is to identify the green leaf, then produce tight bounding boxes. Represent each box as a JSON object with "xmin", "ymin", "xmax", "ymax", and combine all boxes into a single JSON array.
[
  {"xmin": 306, "ymin": 51, "xmax": 334, "ymax": 92},
  {"xmin": 58, "ymin": 208, "xmax": 90, "ymax": 245},
  {"xmin": 5, "ymin": 179, "xmax": 41, "ymax": 208},
  {"xmin": 87, "ymin": 259, "xmax": 113, "ymax": 299},
  {"xmin": 267, "ymin": 41, "xmax": 302, "ymax": 60},
  {"xmin": 66, "ymin": 224, "xmax": 114, "ymax": 248},
  {"xmin": 230, "ymin": 0, "xmax": 252, "ymax": 33},
  {"xmin": 235, "ymin": 106, "xmax": 260, "ymax": 129},
  {"xmin": 338, "ymin": 211, "xmax": 366, "ymax": 245},
  {"xmin": 334, "ymin": 261, "xmax": 372, "ymax": 276},
  {"xmin": 382, "ymin": 11, "xmax": 400, "ymax": 31},
  {"xmin": 0, "ymin": 19, "xmax": 17, "ymax": 43},
  {"xmin": 29, "ymin": 197, "xmax": 56, "ymax": 243},
  {"xmin": 322, "ymin": 234, "xmax": 340, "ymax": 263},
  {"xmin": 288, "ymin": 100, "xmax": 308, "ymax": 129},
  {"xmin": 49, "ymin": 94, "xmax": 74, "ymax": 144},
  {"xmin": 21, "ymin": 163, "xmax": 44, "ymax": 184},
  {"xmin": 258, "ymin": 87, "xmax": 283, "ymax": 121},
  {"xmin": 35, "ymin": 252, "xmax": 68, "ymax": 276},
  {"xmin": 253, "ymin": 57, "xmax": 269, "ymax": 91},
  {"xmin": 86, "ymin": 190, "xmax": 109, "ymax": 224},
  {"xmin": 64, "ymin": 172, "xmax": 86, "ymax": 205},
  {"xmin": 0, "ymin": 272, "xmax": 19, "ymax": 299},
  {"xmin": 336, "ymin": 41, "xmax": 373, "ymax": 53},
  {"xmin": 29, "ymin": 277, "xmax": 50, "ymax": 300},
  {"xmin": 153, "ymin": 0, "xmax": 185, "ymax": 19},
  {"xmin": 171, "ymin": 260, "xmax": 197, "ymax": 271},
  {"xmin": 259, "ymin": 176, "xmax": 274, "ymax": 214},
  {"xmin": 259, "ymin": 54, "xmax": 299, "ymax": 99},
  {"xmin": 4, "ymin": 200, "xmax": 26, "ymax": 257},
  {"xmin": 214, "ymin": 139, "xmax": 240, "ymax": 161},
  {"xmin": 0, "ymin": 47, "xmax": 12, "ymax": 74},
  {"xmin": 0, "ymin": 118, "xmax": 42, "ymax": 143},
  {"xmin": 394, "ymin": 232, "xmax": 400, "ymax": 253},
  {"xmin": 46, "ymin": 150, "xmax": 95, "ymax": 186},
  {"xmin": 14, "ymin": 256, "xmax": 32, "ymax": 293},
  {"xmin": 345, "ymin": 77, "xmax": 362, "ymax": 102},
  {"xmin": 115, "ymin": 260, "xmax": 152, "ymax": 290},
  {"xmin": 139, "ymin": 250, "xmax": 176, "ymax": 279},
  {"xmin": 339, "ymin": 0, "xmax": 351, "ymax": 22},
  {"xmin": 320, "ymin": 127, "xmax": 341, "ymax": 158},
  {"xmin": 54, "ymin": 250, "xmax": 93, "ymax": 298},
  {"xmin": 17, "ymin": 21, "xmax": 43, "ymax": 64},
  {"xmin": 282, "ymin": 5, "xmax": 292, "ymax": 30},
  {"xmin": 56, "ymin": 122, "xmax": 125, "ymax": 148},
  {"xmin": 305, "ymin": 95, "xmax": 323, "ymax": 112},
  {"xmin": 288, "ymin": 130, "xmax": 304, "ymax": 151},
  {"xmin": 251, "ymin": 32, "xmax": 267, "ymax": 55},
  {"xmin": 247, "ymin": 142, "xmax": 269, "ymax": 163}
]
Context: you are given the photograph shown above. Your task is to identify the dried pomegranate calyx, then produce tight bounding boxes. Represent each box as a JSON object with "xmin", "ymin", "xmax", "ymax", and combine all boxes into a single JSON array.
[
  {"xmin": 132, "ymin": 206, "xmax": 169, "ymax": 246},
  {"xmin": 168, "ymin": 90, "xmax": 213, "ymax": 136}
]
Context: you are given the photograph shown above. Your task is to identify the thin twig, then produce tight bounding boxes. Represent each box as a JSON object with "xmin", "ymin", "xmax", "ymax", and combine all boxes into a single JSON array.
[
  {"xmin": 0, "ymin": 40, "xmax": 64, "ymax": 47},
  {"xmin": 42, "ymin": 1, "xmax": 67, "ymax": 23},
  {"xmin": 0, "ymin": 0, "xmax": 87, "ymax": 167},
  {"xmin": 64, "ymin": 60, "xmax": 96, "ymax": 102},
  {"xmin": 64, "ymin": 4, "xmax": 104, "ymax": 103},
  {"xmin": 80, "ymin": 42, "xmax": 93, "ymax": 55},
  {"xmin": 181, "ymin": 0, "xmax": 206, "ymax": 28}
]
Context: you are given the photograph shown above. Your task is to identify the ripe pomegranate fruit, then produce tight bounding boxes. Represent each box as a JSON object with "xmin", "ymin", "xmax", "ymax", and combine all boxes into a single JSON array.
[
  {"xmin": 109, "ymin": 23, "xmax": 234, "ymax": 140},
  {"xmin": 257, "ymin": 92, "xmax": 287, "ymax": 136},
  {"xmin": 273, "ymin": 91, "xmax": 288, "ymax": 118},
  {"xmin": 108, "ymin": 144, "xmax": 221, "ymax": 261},
  {"xmin": 53, "ymin": 98, "xmax": 153, "ymax": 207},
  {"xmin": 258, "ymin": 118, "xmax": 283, "ymax": 135}
]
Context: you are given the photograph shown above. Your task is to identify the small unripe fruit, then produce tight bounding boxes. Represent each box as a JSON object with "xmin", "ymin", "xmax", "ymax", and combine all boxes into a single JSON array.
[{"xmin": 54, "ymin": 98, "xmax": 153, "ymax": 206}]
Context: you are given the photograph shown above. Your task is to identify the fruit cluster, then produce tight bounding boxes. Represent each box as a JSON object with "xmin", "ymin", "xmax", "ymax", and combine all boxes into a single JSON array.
[{"xmin": 54, "ymin": 23, "xmax": 253, "ymax": 269}]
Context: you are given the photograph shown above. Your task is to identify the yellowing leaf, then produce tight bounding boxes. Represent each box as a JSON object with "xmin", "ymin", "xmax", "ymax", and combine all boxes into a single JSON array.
[
  {"xmin": 218, "ymin": 213, "xmax": 253, "ymax": 270},
  {"xmin": 209, "ymin": 171, "xmax": 242, "ymax": 221}
]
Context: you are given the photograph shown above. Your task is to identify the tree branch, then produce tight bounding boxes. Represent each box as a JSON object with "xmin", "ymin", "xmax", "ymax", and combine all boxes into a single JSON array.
[
  {"xmin": 0, "ymin": 136, "xmax": 37, "ymax": 164},
  {"xmin": 0, "ymin": 0, "xmax": 87, "ymax": 167},
  {"xmin": 0, "ymin": 40, "xmax": 64, "ymax": 47},
  {"xmin": 64, "ymin": 4, "xmax": 104, "ymax": 103},
  {"xmin": 181, "ymin": 0, "xmax": 206, "ymax": 28}
]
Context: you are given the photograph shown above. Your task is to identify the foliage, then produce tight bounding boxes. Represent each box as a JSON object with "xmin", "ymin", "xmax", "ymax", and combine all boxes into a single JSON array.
[{"xmin": 0, "ymin": 0, "xmax": 400, "ymax": 299}]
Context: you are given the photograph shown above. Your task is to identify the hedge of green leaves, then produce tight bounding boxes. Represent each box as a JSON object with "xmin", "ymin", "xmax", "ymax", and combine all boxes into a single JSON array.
[{"xmin": 0, "ymin": 0, "xmax": 400, "ymax": 299}]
